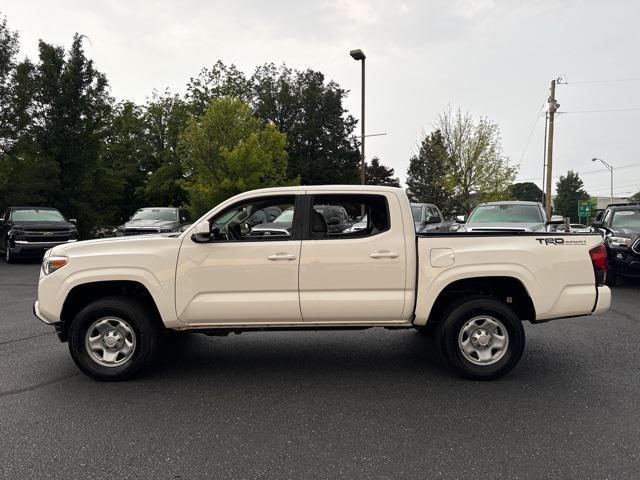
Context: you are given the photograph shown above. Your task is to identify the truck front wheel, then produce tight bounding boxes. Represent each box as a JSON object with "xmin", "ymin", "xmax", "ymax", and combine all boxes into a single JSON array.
[
  {"xmin": 68, "ymin": 296, "xmax": 161, "ymax": 381},
  {"xmin": 436, "ymin": 296, "xmax": 525, "ymax": 380}
]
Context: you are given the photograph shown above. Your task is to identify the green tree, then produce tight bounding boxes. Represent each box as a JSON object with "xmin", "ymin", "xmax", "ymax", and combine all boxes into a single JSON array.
[
  {"xmin": 630, "ymin": 191, "xmax": 640, "ymax": 202},
  {"xmin": 511, "ymin": 182, "xmax": 544, "ymax": 203},
  {"xmin": 141, "ymin": 90, "xmax": 190, "ymax": 207},
  {"xmin": 180, "ymin": 98, "xmax": 293, "ymax": 217},
  {"xmin": 100, "ymin": 101, "xmax": 150, "ymax": 224},
  {"xmin": 186, "ymin": 62, "xmax": 360, "ymax": 185},
  {"xmin": 366, "ymin": 157, "xmax": 399, "ymax": 187},
  {"xmin": 554, "ymin": 170, "xmax": 589, "ymax": 222},
  {"xmin": 406, "ymin": 130, "xmax": 457, "ymax": 215},
  {"xmin": 436, "ymin": 108, "xmax": 517, "ymax": 214}
]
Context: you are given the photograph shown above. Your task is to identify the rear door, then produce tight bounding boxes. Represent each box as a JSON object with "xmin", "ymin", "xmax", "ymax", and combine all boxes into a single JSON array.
[{"xmin": 298, "ymin": 192, "xmax": 409, "ymax": 322}]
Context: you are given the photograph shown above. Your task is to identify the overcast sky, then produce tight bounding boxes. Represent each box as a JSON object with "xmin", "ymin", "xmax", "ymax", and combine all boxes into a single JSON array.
[{"xmin": 3, "ymin": 0, "xmax": 640, "ymax": 196}]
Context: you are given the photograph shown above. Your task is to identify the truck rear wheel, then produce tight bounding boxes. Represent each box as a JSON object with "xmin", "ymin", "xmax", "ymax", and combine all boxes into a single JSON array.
[
  {"xmin": 68, "ymin": 296, "xmax": 161, "ymax": 381},
  {"xmin": 436, "ymin": 296, "xmax": 525, "ymax": 380}
]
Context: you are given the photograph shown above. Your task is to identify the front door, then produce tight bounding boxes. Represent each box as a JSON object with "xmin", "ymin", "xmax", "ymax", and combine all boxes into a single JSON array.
[{"xmin": 175, "ymin": 195, "xmax": 302, "ymax": 325}]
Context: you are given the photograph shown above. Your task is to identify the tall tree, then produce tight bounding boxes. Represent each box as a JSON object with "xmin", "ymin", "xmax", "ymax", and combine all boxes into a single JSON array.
[
  {"xmin": 511, "ymin": 182, "xmax": 544, "ymax": 203},
  {"xmin": 366, "ymin": 157, "xmax": 399, "ymax": 186},
  {"xmin": 180, "ymin": 98, "xmax": 292, "ymax": 217},
  {"xmin": 0, "ymin": 14, "xmax": 20, "ymax": 153},
  {"xmin": 31, "ymin": 35, "xmax": 112, "ymax": 235},
  {"xmin": 186, "ymin": 62, "xmax": 360, "ymax": 185},
  {"xmin": 141, "ymin": 89, "xmax": 190, "ymax": 207},
  {"xmin": 554, "ymin": 170, "xmax": 589, "ymax": 222},
  {"xmin": 436, "ymin": 108, "xmax": 517, "ymax": 214},
  {"xmin": 100, "ymin": 101, "xmax": 150, "ymax": 224},
  {"xmin": 406, "ymin": 130, "xmax": 456, "ymax": 215}
]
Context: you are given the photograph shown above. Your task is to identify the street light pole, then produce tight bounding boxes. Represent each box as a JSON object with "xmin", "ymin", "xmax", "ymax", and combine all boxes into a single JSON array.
[
  {"xmin": 592, "ymin": 157, "xmax": 614, "ymax": 205},
  {"xmin": 350, "ymin": 49, "xmax": 366, "ymax": 185}
]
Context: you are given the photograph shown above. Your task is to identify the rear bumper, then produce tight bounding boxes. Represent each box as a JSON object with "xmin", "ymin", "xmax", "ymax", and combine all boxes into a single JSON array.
[{"xmin": 593, "ymin": 286, "xmax": 611, "ymax": 315}]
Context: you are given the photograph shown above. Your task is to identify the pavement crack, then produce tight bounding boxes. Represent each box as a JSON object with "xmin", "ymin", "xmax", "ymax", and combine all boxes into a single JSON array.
[
  {"xmin": 0, "ymin": 332, "xmax": 54, "ymax": 346},
  {"xmin": 610, "ymin": 308, "xmax": 637, "ymax": 323},
  {"xmin": 0, "ymin": 373, "xmax": 79, "ymax": 399}
]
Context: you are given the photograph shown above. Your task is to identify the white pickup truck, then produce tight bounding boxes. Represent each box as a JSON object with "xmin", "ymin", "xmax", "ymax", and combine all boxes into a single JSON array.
[{"xmin": 34, "ymin": 185, "xmax": 611, "ymax": 381}]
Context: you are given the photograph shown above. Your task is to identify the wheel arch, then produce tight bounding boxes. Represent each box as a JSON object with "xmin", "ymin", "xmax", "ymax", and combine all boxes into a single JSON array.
[
  {"xmin": 424, "ymin": 276, "xmax": 536, "ymax": 327},
  {"xmin": 58, "ymin": 280, "xmax": 165, "ymax": 342}
]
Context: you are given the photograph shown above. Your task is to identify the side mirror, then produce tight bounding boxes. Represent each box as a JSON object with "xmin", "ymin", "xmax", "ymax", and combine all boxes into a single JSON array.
[
  {"xmin": 69, "ymin": 218, "xmax": 77, "ymax": 224},
  {"xmin": 455, "ymin": 215, "xmax": 465, "ymax": 223},
  {"xmin": 191, "ymin": 222, "xmax": 211, "ymax": 243},
  {"xmin": 592, "ymin": 220, "xmax": 605, "ymax": 229},
  {"xmin": 548, "ymin": 215, "xmax": 564, "ymax": 224},
  {"xmin": 425, "ymin": 215, "xmax": 441, "ymax": 224}
]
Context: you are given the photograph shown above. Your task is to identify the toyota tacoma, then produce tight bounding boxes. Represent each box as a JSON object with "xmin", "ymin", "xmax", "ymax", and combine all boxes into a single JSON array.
[{"xmin": 33, "ymin": 186, "xmax": 611, "ymax": 381}]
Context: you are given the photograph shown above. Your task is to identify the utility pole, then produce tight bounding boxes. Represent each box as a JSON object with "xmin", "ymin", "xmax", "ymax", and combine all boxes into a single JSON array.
[
  {"xmin": 350, "ymin": 49, "xmax": 366, "ymax": 185},
  {"xmin": 544, "ymin": 79, "xmax": 559, "ymax": 218}
]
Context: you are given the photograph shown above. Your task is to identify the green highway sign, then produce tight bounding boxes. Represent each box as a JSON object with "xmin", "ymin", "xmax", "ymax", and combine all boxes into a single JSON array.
[{"xmin": 578, "ymin": 201, "xmax": 591, "ymax": 217}]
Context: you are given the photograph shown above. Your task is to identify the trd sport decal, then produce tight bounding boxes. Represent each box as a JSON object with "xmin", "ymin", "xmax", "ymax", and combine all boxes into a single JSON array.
[{"xmin": 535, "ymin": 238, "xmax": 587, "ymax": 245}]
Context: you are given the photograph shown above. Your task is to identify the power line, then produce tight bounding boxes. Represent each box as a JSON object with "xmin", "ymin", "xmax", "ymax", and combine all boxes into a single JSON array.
[
  {"xmin": 517, "ymin": 162, "xmax": 640, "ymax": 182},
  {"xmin": 560, "ymin": 107, "xmax": 640, "ymax": 114},
  {"xmin": 518, "ymin": 95, "xmax": 548, "ymax": 164},
  {"xmin": 564, "ymin": 77, "xmax": 640, "ymax": 85}
]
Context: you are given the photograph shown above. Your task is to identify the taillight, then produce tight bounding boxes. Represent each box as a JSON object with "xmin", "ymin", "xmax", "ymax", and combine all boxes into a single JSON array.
[{"xmin": 589, "ymin": 242, "xmax": 608, "ymax": 286}]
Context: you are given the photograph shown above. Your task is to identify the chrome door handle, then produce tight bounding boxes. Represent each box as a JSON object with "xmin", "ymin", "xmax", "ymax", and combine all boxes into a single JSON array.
[
  {"xmin": 369, "ymin": 250, "xmax": 399, "ymax": 259},
  {"xmin": 266, "ymin": 253, "xmax": 297, "ymax": 261}
]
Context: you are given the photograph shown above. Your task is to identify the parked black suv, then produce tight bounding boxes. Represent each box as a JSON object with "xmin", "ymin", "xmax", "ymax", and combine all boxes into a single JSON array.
[
  {"xmin": 117, "ymin": 207, "xmax": 191, "ymax": 236},
  {"xmin": 0, "ymin": 207, "xmax": 78, "ymax": 263},
  {"xmin": 592, "ymin": 203, "xmax": 640, "ymax": 285}
]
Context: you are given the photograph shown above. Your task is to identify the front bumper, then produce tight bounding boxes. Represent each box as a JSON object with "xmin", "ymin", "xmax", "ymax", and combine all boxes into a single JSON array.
[
  {"xmin": 34, "ymin": 300, "xmax": 66, "ymax": 341},
  {"xmin": 607, "ymin": 249, "xmax": 640, "ymax": 278},
  {"xmin": 33, "ymin": 300, "xmax": 55, "ymax": 325},
  {"xmin": 11, "ymin": 239, "xmax": 77, "ymax": 257}
]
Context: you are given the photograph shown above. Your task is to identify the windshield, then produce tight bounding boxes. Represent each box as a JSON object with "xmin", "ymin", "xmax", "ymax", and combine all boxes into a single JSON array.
[
  {"xmin": 411, "ymin": 206, "xmax": 422, "ymax": 222},
  {"xmin": 273, "ymin": 209, "xmax": 294, "ymax": 223},
  {"xmin": 468, "ymin": 204, "xmax": 543, "ymax": 223},
  {"xmin": 132, "ymin": 209, "xmax": 177, "ymax": 221},
  {"xmin": 611, "ymin": 210, "xmax": 640, "ymax": 228},
  {"xmin": 12, "ymin": 209, "xmax": 65, "ymax": 222}
]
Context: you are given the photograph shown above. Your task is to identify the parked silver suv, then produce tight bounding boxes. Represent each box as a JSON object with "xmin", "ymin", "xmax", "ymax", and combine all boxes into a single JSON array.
[{"xmin": 457, "ymin": 201, "xmax": 548, "ymax": 232}]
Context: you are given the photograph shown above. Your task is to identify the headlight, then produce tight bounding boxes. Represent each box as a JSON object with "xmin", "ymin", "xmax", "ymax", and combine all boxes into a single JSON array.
[
  {"xmin": 608, "ymin": 236, "xmax": 632, "ymax": 248},
  {"xmin": 42, "ymin": 256, "xmax": 69, "ymax": 275}
]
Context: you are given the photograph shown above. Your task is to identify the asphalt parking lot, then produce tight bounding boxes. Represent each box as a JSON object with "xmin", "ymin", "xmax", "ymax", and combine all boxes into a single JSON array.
[{"xmin": 1, "ymin": 261, "xmax": 639, "ymax": 480}]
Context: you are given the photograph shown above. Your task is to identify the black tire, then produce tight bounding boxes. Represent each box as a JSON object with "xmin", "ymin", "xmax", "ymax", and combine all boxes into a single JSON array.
[
  {"xmin": 436, "ymin": 296, "xmax": 525, "ymax": 380},
  {"xmin": 68, "ymin": 296, "xmax": 162, "ymax": 381}
]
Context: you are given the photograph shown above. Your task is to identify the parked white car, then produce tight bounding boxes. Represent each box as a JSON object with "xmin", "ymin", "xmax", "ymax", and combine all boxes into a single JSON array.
[{"xmin": 34, "ymin": 186, "xmax": 610, "ymax": 381}]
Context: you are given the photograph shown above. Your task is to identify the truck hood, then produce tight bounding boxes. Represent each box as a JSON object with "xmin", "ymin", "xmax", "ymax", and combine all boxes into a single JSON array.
[
  {"xmin": 462, "ymin": 222, "xmax": 546, "ymax": 232},
  {"xmin": 123, "ymin": 219, "xmax": 178, "ymax": 229},
  {"xmin": 610, "ymin": 227, "xmax": 640, "ymax": 238},
  {"xmin": 49, "ymin": 233, "xmax": 180, "ymax": 256}
]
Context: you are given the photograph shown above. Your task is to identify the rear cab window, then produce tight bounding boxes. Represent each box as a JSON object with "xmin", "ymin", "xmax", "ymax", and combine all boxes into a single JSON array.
[{"xmin": 309, "ymin": 194, "xmax": 390, "ymax": 239}]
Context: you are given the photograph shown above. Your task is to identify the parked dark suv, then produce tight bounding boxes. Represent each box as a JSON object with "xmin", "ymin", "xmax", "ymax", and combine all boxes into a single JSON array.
[
  {"xmin": 0, "ymin": 207, "xmax": 78, "ymax": 263},
  {"xmin": 117, "ymin": 207, "xmax": 191, "ymax": 236},
  {"xmin": 592, "ymin": 203, "xmax": 640, "ymax": 285}
]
